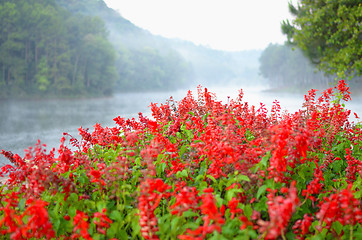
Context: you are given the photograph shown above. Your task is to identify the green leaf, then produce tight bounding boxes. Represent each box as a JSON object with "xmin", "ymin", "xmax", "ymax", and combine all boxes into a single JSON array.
[
  {"xmin": 161, "ymin": 162, "xmax": 167, "ymax": 173},
  {"xmin": 176, "ymin": 169, "xmax": 188, "ymax": 179},
  {"xmin": 243, "ymin": 204, "xmax": 253, "ymax": 219},
  {"xmin": 207, "ymin": 174, "xmax": 217, "ymax": 183},
  {"xmin": 236, "ymin": 174, "xmax": 250, "ymax": 182},
  {"xmin": 256, "ymin": 185, "xmax": 267, "ymax": 199},
  {"xmin": 195, "ymin": 174, "xmax": 205, "ymax": 182},
  {"xmin": 331, "ymin": 221, "xmax": 343, "ymax": 236},
  {"xmin": 171, "ymin": 217, "xmax": 180, "ymax": 230},
  {"xmin": 260, "ymin": 153, "xmax": 270, "ymax": 167},
  {"xmin": 209, "ymin": 231, "xmax": 229, "ymax": 240},
  {"xmin": 186, "ymin": 129, "xmax": 193, "ymax": 140},
  {"xmin": 97, "ymin": 201, "xmax": 107, "ymax": 212},
  {"xmin": 109, "ymin": 210, "xmax": 122, "ymax": 221},
  {"xmin": 183, "ymin": 210, "xmax": 199, "ymax": 218},
  {"xmin": 254, "ymin": 196, "xmax": 268, "ymax": 212},
  {"xmin": 68, "ymin": 206, "xmax": 77, "ymax": 218},
  {"xmin": 225, "ymin": 188, "xmax": 244, "ymax": 202},
  {"xmin": 183, "ymin": 222, "xmax": 199, "ymax": 230},
  {"xmin": 78, "ymin": 173, "xmax": 88, "ymax": 184},
  {"xmin": 53, "ymin": 218, "xmax": 61, "ymax": 232},
  {"xmin": 69, "ymin": 192, "xmax": 78, "ymax": 202},
  {"xmin": 225, "ymin": 189, "xmax": 236, "ymax": 202},
  {"xmin": 176, "ymin": 132, "xmax": 182, "ymax": 139},
  {"xmin": 180, "ymin": 145, "xmax": 187, "ymax": 157},
  {"xmin": 107, "ymin": 222, "xmax": 118, "ymax": 238},
  {"xmin": 119, "ymin": 229, "xmax": 128, "ymax": 240},
  {"xmin": 18, "ymin": 198, "xmax": 26, "ymax": 211},
  {"xmin": 85, "ymin": 200, "xmax": 95, "ymax": 210}
]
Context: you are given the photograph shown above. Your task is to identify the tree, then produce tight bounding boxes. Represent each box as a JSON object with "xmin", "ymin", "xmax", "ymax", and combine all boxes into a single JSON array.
[
  {"xmin": 0, "ymin": 0, "xmax": 118, "ymax": 98},
  {"xmin": 259, "ymin": 43, "xmax": 334, "ymax": 89},
  {"xmin": 282, "ymin": 0, "xmax": 362, "ymax": 79}
]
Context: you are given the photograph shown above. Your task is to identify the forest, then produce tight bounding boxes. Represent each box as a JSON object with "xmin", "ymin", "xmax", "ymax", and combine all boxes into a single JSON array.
[
  {"xmin": 0, "ymin": 0, "xmax": 193, "ymax": 98},
  {"xmin": 3, "ymin": 0, "xmax": 359, "ymax": 99},
  {"xmin": 259, "ymin": 44, "xmax": 335, "ymax": 89},
  {"xmin": 0, "ymin": 0, "xmax": 118, "ymax": 98},
  {"xmin": 58, "ymin": 0, "xmax": 261, "ymax": 90},
  {"xmin": 280, "ymin": 0, "xmax": 361, "ymax": 84},
  {"xmin": 259, "ymin": 43, "xmax": 362, "ymax": 91}
]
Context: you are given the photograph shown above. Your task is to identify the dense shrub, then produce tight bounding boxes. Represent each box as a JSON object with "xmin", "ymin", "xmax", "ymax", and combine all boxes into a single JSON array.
[{"xmin": 1, "ymin": 80, "xmax": 361, "ymax": 239}]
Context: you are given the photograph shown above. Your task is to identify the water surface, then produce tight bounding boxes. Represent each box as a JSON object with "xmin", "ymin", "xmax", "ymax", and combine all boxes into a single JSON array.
[{"xmin": 1, "ymin": 86, "xmax": 361, "ymax": 165}]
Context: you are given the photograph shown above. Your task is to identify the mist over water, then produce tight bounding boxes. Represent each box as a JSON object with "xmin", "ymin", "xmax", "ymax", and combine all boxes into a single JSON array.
[{"xmin": 1, "ymin": 85, "xmax": 361, "ymax": 166}]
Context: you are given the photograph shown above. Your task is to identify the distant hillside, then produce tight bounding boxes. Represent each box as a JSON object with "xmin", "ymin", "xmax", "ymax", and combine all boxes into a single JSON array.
[
  {"xmin": 57, "ymin": 0, "xmax": 263, "ymax": 88},
  {"xmin": 56, "ymin": 0, "xmax": 193, "ymax": 92},
  {"xmin": 0, "ymin": 0, "xmax": 263, "ymax": 99},
  {"xmin": 169, "ymin": 40, "xmax": 263, "ymax": 86}
]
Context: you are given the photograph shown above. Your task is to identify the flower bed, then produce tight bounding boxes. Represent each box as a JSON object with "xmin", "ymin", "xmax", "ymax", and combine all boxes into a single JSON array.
[{"xmin": 1, "ymin": 80, "xmax": 361, "ymax": 239}]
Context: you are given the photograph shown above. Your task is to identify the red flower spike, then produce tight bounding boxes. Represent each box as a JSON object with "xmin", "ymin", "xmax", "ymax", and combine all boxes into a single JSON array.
[
  {"xmin": 138, "ymin": 178, "xmax": 171, "ymax": 240},
  {"xmin": 179, "ymin": 193, "xmax": 225, "ymax": 239},
  {"xmin": 316, "ymin": 185, "xmax": 362, "ymax": 229},
  {"xmin": 258, "ymin": 181, "xmax": 299, "ymax": 239},
  {"xmin": 293, "ymin": 214, "xmax": 314, "ymax": 238},
  {"xmin": 72, "ymin": 210, "xmax": 93, "ymax": 240},
  {"xmin": 170, "ymin": 186, "xmax": 200, "ymax": 216},
  {"xmin": 93, "ymin": 209, "xmax": 112, "ymax": 235},
  {"xmin": 227, "ymin": 198, "xmax": 242, "ymax": 219}
]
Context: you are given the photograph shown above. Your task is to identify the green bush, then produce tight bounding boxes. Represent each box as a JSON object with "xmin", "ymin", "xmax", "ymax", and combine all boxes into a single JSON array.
[{"xmin": 1, "ymin": 80, "xmax": 361, "ymax": 239}]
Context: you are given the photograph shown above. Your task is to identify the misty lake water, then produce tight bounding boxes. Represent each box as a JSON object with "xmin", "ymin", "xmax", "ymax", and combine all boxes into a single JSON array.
[{"xmin": 1, "ymin": 85, "xmax": 362, "ymax": 166}]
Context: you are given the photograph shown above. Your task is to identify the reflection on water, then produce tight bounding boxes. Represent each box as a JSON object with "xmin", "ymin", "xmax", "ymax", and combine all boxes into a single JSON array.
[{"xmin": 1, "ymin": 85, "xmax": 361, "ymax": 165}]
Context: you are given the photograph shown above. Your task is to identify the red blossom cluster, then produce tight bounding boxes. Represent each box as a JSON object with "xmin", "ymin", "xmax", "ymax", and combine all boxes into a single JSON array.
[
  {"xmin": 316, "ymin": 185, "xmax": 362, "ymax": 229},
  {"xmin": 258, "ymin": 182, "xmax": 299, "ymax": 239},
  {"xmin": 178, "ymin": 188, "xmax": 225, "ymax": 240},
  {"xmin": 0, "ymin": 194, "xmax": 55, "ymax": 239},
  {"xmin": 138, "ymin": 178, "xmax": 171, "ymax": 239},
  {"xmin": 0, "ymin": 80, "xmax": 361, "ymax": 239},
  {"xmin": 72, "ymin": 210, "xmax": 92, "ymax": 240}
]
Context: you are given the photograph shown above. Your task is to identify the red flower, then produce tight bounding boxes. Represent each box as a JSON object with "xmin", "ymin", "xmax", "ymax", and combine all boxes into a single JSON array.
[
  {"xmin": 170, "ymin": 187, "xmax": 200, "ymax": 216},
  {"xmin": 179, "ymin": 193, "xmax": 225, "ymax": 239},
  {"xmin": 316, "ymin": 185, "xmax": 362, "ymax": 228},
  {"xmin": 258, "ymin": 181, "xmax": 299, "ymax": 239},
  {"xmin": 138, "ymin": 178, "xmax": 170, "ymax": 240},
  {"xmin": 72, "ymin": 210, "xmax": 92, "ymax": 240},
  {"xmin": 293, "ymin": 214, "xmax": 313, "ymax": 239},
  {"xmin": 89, "ymin": 167, "xmax": 105, "ymax": 186},
  {"xmin": 93, "ymin": 209, "xmax": 112, "ymax": 235},
  {"xmin": 227, "ymin": 198, "xmax": 242, "ymax": 219}
]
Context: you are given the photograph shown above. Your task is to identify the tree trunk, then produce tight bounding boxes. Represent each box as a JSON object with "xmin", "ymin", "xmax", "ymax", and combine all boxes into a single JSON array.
[
  {"xmin": 6, "ymin": 68, "xmax": 10, "ymax": 86},
  {"xmin": 35, "ymin": 42, "xmax": 38, "ymax": 73},
  {"xmin": 2, "ymin": 65, "xmax": 5, "ymax": 85},
  {"xmin": 72, "ymin": 54, "xmax": 79, "ymax": 85}
]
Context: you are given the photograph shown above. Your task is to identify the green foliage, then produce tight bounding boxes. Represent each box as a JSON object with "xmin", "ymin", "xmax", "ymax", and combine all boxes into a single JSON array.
[
  {"xmin": 57, "ymin": 0, "xmax": 195, "ymax": 93},
  {"xmin": 1, "ymin": 82, "xmax": 361, "ymax": 239},
  {"xmin": 0, "ymin": 0, "xmax": 117, "ymax": 98},
  {"xmin": 0, "ymin": 0, "xmax": 266, "ymax": 97},
  {"xmin": 259, "ymin": 43, "xmax": 336, "ymax": 88},
  {"xmin": 282, "ymin": 0, "xmax": 362, "ymax": 79},
  {"xmin": 116, "ymin": 48, "xmax": 192, "ymax": 92}
]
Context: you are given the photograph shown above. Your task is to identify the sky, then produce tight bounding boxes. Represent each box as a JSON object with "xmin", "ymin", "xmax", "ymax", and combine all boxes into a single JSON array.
[{"xmin": 103, "ymin": 0, "xmax": 298, "ymax": 51}]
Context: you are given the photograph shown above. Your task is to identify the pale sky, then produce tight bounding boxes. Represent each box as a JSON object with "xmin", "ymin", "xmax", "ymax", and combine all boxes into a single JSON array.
[{"xmin": 103, "ymin": 0, "xmax": 297, "ymax": 51}]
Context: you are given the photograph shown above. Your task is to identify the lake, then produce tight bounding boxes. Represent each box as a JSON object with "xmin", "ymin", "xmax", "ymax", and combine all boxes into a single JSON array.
[{"xmin": 1, "ymin": 85, "xmax": 361, "ymax": 165}]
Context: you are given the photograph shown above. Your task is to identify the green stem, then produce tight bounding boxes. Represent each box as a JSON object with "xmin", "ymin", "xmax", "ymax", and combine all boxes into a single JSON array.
[
  {"xmin": 281, "ymin": 229, "xmax": 287, "ymax": 240},
  {"xmin": 257, "ymin": 229, "xmax": 268, "ymax": 240},
  {"xmin": 350, "ymin": 224, "xmax": 353, "ymax": 240},
  {"xmin": 300, "ymin": 193, "xmax": 309, "ymax": 207}
]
